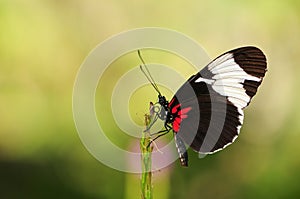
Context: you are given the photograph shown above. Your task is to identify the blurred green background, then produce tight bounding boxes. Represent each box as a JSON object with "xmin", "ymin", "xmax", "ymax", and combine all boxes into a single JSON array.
[{"xmin": 1, "ymin": 0, "xmax": 300, "ymax": 198}]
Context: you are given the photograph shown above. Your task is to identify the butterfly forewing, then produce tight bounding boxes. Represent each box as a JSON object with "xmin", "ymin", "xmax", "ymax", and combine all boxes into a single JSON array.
[{"xmin": 170, "ymin": 46, "xmax": 267, "ymax": 154}]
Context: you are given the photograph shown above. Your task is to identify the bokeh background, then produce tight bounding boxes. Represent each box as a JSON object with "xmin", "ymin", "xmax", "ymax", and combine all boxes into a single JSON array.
[{"xmin": 1, "ymin": 0, "xmax": 300, "ymax": 198}]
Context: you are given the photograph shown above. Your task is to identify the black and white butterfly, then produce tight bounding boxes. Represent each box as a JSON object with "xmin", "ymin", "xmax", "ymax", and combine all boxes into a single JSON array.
[{"xmin": 139, "ymin": 46, "xmax": 267, "ymax": 167}]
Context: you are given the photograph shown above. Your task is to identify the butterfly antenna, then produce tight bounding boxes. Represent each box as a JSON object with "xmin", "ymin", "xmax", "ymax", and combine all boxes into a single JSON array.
[{"xmin": 138, "ymin": 50, "xmax": 162, "ymax": 96}]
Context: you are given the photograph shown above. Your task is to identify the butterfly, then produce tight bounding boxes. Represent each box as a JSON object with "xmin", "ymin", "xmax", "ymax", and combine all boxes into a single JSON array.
[{"xmin": 139, "ymin": 46, "xmax": 267, "ymax": 167}]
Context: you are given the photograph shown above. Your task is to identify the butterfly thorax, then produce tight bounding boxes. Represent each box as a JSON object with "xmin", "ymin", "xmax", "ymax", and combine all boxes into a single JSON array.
[{"xmin": 158, "ymin": 95, "xmax": 174, "ymax": 123}]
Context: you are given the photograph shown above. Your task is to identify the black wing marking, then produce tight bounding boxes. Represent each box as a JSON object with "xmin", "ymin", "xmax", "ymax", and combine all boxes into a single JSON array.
[{"xmin": 199, "ymin": 46, "xmax": 267, "ymax": 109}]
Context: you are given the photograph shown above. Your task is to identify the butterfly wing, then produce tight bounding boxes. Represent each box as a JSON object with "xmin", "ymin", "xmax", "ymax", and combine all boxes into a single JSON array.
[{"xmin": 169, "ymin": 46, "xmax": 267, "ymax": 154}]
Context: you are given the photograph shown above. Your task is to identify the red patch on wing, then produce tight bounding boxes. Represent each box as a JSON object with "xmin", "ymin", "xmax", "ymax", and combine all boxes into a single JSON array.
[
  {"xmin": 173, "ymin": 120, "xmax": 180, "ymax": 132},
  {"xmin": 172, "ymin": 107, "xmax": 192, "ymax": 132},
  {"xmin": 178, "ymin": 107, "xmax": 192, "ymax": 115},
  {"xmin": 172, "ymin": 104, "xmax": 181, "ymax": 114},
  {"xmin": 169, "ymin": 98, "xmax": 175, "ymax": 107}
]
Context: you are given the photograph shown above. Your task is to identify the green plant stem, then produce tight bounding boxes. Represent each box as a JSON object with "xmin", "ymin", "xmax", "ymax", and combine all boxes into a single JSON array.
[{"xmin": 140, "ymin": 114, "xmax": 153, "ymax": 199}]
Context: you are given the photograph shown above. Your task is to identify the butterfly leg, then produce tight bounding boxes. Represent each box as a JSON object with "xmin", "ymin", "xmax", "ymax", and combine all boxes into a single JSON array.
[
  {"xmin": 143, "ymin": 104, "xmax": 164, "ymax": 132},
  {"xmin": 146, "ymin": 122, "xmax": 172, "ymax": 148},
  {"xmin": 149, "ymin": 122, "xmax": 172, "ymax": 137},
  {"xmin": 143, "ymin": 113, "xmax": 159, "ymax": 132}
]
